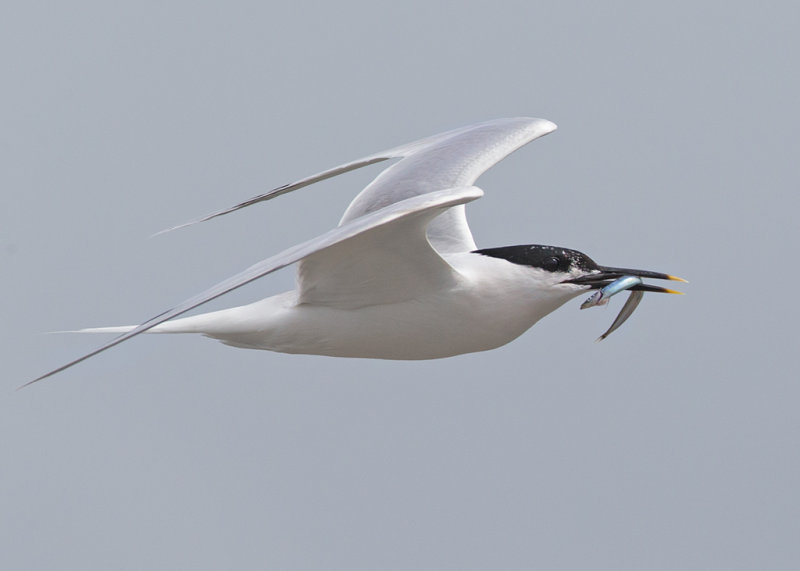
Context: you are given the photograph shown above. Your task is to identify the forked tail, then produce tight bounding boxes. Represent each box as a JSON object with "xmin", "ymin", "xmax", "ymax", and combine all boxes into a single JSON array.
[{"xmin": 67, "ymin": 326, "xmax": 137, "ymax": 334}]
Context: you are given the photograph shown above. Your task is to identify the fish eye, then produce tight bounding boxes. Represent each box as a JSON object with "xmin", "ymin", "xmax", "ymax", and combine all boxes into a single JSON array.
[{"xmin": 542, "ymin": 256, "xmax": 561, "ymax": 272}]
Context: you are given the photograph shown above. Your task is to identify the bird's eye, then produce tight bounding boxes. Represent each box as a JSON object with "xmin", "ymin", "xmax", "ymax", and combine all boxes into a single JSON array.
[{"xmin": 542, "ymin": 256, "xmax": 561, "ymax": 272}]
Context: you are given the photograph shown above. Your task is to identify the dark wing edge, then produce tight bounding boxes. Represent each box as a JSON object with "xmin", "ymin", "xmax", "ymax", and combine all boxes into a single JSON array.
[
  {"xmin": 154, "ymin": 117, "xmax": 554, "ymax": 235},
  {"xmin": 153, "ymin": 156, "xmax": 392, "ymax": 235}
]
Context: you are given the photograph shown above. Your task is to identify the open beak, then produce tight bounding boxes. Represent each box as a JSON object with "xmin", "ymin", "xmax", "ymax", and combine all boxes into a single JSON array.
[{"xmin": 564, "ymin": 266, "xmax": 687, "ymax": 294}]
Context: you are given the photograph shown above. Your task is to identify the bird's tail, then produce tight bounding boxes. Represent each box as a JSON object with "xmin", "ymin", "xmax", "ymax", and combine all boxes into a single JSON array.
[
  {"xmin": 61, "ymin": 325, "xmax": 138, "ymax": 334},
  {"xmin": 55, "ymin": 321, "xmax": 193, "ymax": 335},
  {"xmin": 53, "ymin": 310, "xmax": 238, "ymax": 336}
]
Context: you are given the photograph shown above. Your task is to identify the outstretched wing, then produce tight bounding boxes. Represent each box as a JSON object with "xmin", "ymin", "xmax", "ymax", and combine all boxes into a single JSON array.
[
  {"xmin": 160, "ymin": 117, "xmax": 557, "ymax": 254},
  {"xmin": 25, "ymin": 187, "xmax": 483, "ymax": 387},
  {"xmin": 340, "ymin": 117, "xmax": 556, "ymax": 253}
]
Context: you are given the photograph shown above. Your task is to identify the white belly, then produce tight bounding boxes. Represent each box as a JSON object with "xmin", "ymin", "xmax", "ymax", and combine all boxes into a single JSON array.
[
  {"xmin": 159, "ymin": 284, "xmax": 579, "ymax": 361},
  {"xmin": 148, "ymin": 254, "xmax": 586, "ymax": 360}
]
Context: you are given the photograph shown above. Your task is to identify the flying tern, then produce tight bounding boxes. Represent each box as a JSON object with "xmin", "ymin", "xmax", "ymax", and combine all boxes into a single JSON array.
[{"xmin": 26, "ymin": 117, "xmax": 685, "ymax": 387}]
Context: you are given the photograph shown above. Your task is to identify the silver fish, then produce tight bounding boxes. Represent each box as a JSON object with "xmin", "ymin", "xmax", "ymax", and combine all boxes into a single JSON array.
[
  {"xmin": 596, "ymin": 289, "xmax": 644, "ymax": 342},
  {"xmin": 580, "ymin": 275, "xmax": 643, "ymax": 310}
]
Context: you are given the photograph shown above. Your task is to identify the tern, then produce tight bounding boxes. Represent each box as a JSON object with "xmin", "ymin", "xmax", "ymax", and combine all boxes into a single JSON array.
[{"xmin": 26, "ymin": 117, "xmax": 684, "ymax": 387}]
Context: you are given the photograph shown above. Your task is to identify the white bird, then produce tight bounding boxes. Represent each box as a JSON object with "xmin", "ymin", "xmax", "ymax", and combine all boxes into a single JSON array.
[{"xmin": 26, "ymin": 117, "xmax": 685, "ymax": 387}]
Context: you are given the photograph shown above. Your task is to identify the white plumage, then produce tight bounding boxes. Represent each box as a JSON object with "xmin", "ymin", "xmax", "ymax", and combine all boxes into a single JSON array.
[{"xmin": 27, "ymin": 117, "xmax": 683, "ymax": 387}]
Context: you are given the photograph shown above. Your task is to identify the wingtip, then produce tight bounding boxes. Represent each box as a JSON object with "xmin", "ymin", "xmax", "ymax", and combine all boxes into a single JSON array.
[
  {"xmin": 540, "ymin": 118, "xmax": 558, "ymax": 132},
  {"xmin": 150, "ymin": 219, "xmax": 200, "ymax": 238},
  {"xmin": 20, "ymin": 360, "xmax": 80, "ymax": 389},
  {"xmin": 521, "ymin": 117, "xmax": 557, "ymax": 135},
  {"xmin": 150, "ymin": 227, "xmax": 176, "ymax": 238},
  {"xmin": 151, "ymin": 204, "xmax": 251, "ymax": 237},
  {"xmin": 17, "ymin": 375, "xmax": 47, "ymax": 391}
]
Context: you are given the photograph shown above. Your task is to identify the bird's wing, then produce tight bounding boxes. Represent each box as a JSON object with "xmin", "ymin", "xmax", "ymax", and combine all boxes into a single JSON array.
[
  {"xmin": 160, "ymin": 117, "xmax": 557, "ymax": 253},
  {"xmin": 25, "ymin": 187, "xmax": 483, "ymax": 387},
  {"xmin": 297, "ymin": 185, "xmax": 482, "ymax": 308},
  {"xmin": 339, "ymin": 117, "xmax": 556, "ymax": 253}
]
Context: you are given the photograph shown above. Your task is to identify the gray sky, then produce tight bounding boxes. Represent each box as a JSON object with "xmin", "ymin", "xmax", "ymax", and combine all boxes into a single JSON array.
[{"xmin": 3, "ymin": 1, "xmax": 799, "ymax": 569}]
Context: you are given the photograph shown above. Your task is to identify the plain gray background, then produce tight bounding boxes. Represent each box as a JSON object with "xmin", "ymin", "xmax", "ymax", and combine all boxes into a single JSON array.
[{"xmin": 3, "ymin": 1, "xmax": 798, "ymax": 569}]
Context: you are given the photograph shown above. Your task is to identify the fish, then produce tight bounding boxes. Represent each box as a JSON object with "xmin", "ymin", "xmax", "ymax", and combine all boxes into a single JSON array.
[
  {"xmin": 596, "ymin": 290, "xmax": 644, "ymax": 342},
  {"xmin": 580, "ymin": 275, "xmax": 643, "ymax": 310}
]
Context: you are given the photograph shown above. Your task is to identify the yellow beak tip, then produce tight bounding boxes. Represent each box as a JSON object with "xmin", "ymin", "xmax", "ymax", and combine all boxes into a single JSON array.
[{"xmin": 668, "ymin": 275, "xmax": 689, "ymax": 283}]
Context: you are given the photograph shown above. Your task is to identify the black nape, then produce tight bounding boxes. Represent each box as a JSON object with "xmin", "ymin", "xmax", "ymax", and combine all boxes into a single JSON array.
[{"xmin": 473, "ymin": 245, "xmax": 599, "ymax": 273}]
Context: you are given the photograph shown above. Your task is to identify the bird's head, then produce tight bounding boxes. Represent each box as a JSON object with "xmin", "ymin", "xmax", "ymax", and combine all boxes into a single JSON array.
[{"xmin": 474, "ymin": 244, "xmax": 685, "ymax": 295}]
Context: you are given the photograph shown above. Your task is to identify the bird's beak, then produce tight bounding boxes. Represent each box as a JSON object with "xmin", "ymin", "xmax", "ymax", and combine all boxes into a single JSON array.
[{"xmin": 563, "ymin": 266, "xmax": 687, "ymax": 294}]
